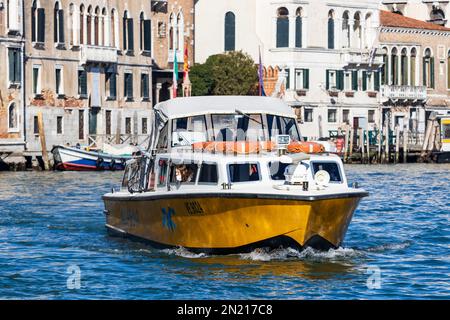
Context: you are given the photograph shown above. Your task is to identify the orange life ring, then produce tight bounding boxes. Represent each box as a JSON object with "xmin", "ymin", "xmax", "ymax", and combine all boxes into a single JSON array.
[{"xmin": 287, "ymin": 141, "xmax": 325, "ymax": 154}]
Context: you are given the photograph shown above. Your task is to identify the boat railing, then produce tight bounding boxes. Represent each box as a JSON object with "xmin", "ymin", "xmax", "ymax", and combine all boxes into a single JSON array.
[{"xmin": 87, "ymin": 134, "xmax": 150, "ymax": 150}]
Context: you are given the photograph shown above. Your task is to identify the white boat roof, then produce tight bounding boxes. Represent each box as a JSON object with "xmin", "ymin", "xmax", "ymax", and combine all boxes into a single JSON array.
[{"xmin": 154, "ymin": 96, "xmax": 296, "ymax": 120}]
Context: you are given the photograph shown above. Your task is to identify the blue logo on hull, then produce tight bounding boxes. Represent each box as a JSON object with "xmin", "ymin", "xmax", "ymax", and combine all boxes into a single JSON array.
[{"xmin": 162, "ymin": 207, "xmax": 176, "ymax": 232}]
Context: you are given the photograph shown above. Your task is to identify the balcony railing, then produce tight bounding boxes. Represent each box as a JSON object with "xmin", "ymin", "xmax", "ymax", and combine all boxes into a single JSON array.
[
  {"xmin": 341, "ymin": 48, "xmax": 383, "ymax": 66},
  {"xmin": 381, "ymin": 85, "xmax": 427, "ymax": 101},
  {"xmin": 80, "ymin": 45, "xmax": 118, "ymax": 64}
]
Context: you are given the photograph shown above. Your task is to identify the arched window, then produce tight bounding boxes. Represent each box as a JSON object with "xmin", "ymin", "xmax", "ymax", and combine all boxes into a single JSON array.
[
  {"xmin": 391, "ymin": 47, "xmax": 398, "ymax": 85},
  {"xmin": 7, "ymin": 0, "xmax": 20, "ymax": 31},
  {"xmin": 224, "ymin": 11, "xmax": 235, "ymax": 51},
  {"xmin": 102, "ymin": 8, "xmax": 107, "ymax": 46},
  {"xmin": 353, "ymin": 12, "xmax": 361, "ymax": 49},
  {"xmin": 328, "ymin": 10, "xmax": 334, "ymax": 49},
  {"xmin": 401, "ymin": 48, "xmax": 408, "ymax": 85},
  {"xmin": 80, "ymin": 5, "xmax": 85, "ymax": 44},
  {"xmin": 430, "ymin": 6, "xmax": 445, "ymax": 26},
  {"xmin": 295, "ymin": 8, "xmax": 302, "ymax": 48},
  {"xmin": 94, "ymin": 7, "xmax": 100, "ymax": 46},
  {"xmin": 169, "ymin": 13, "xmax": 174, "ymax": 50},
  {"xmin": 54, "ymin": 2, "xmax": 65, "ymax": 44},
  {"xmin": 410, "ymin": 48, "xmax": 417, "ymax": 86},
  {"xmin": 138, "ymin": 12, "xmax": 151, "ymax": 53},
  {"xmin": 8, "ymin": 103, "xmax": 17, "ymax": 130},
  {"xmin": 32, "ymin": 0, "xmax": 45, "ymax": 43},
  {"xmin": 177, "ymin": 12, "xmax": 184, "ymax": 52},
  {"xmin": 423, "ymin": 48, "xmax": 434, "ymax": 88},
  {"xmin": 123, "ymin": 11, "xmax": 134, "ymax": 51},
  {"xmin": 111, "ymin": 9, "xmax": 119, "ymax": 48},
  {"xmin": 69, "ymin": 4, "xmax": 79, "ymax": 46},
  {"xmin": 342, "ymin": 11, "xmax": 350, "ymax": 48},
  {"xmin": 365, "ymin": 13, "xmax": 373, "ymax": 49},
  {"xmin": 381, "ymin": 47, "xmax": 388, "ymax": 85},
  {"xmin": 276, "ymin": 7, "xmax": 289, "ymax": 48},
  {"xmin": 87, "ymin": 6, "xmax": 92, "ymax": 45}
]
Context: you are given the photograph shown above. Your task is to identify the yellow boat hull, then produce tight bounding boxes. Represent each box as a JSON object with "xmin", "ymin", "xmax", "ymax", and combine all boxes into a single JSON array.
[{"xmin": 103, "ymin": 193, "xmax": 365, "ymax": 253}]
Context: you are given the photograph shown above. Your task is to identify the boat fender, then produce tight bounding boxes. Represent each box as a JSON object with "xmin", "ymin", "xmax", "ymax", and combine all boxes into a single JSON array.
[
  {"xmin": 96, "ymin": 157, "xmax": 104, "ymax": 169},
  {"xmin": 110, "ymin": 159, "xmax": 116, "ymax": 171}
]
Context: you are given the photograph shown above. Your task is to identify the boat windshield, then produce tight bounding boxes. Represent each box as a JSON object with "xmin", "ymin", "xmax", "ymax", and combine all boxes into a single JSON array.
[
  {"xmin": 212, "ymin": 114, "xmax": 265, "ymax": 142},
  {"xmin": 267, "ymin": 115, "xmax": 301, "ymax": 142},
  {"xmin": 172, "ymin": 115, "xmax": 209, "ymax": 147}
]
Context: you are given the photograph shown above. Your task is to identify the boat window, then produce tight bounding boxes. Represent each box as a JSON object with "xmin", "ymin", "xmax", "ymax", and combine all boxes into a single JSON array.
[
  {"xmin": 268, "ymin": 161, "xmax": 290, "ymax": 180},
  {"xmin": 157, "ymin": 124, "xmax": 169, "ymax": 149},
  {"xmin": 443, "ymin": 122, "xmax": 450, "ymax": 140},
  {"xmin": 157, "ymin": 159, "xmax": 168, "ymax": 187},
  {"xmin": 212, "ymin": 114, "xmax": 265, "ymax": 142},
  {"xmin": 171, "ymin": 115, "xmax": 208, "ymax": 147},
  {"xmin": 267, "ymin": 115, "xmax": 301, "ymax": 142},
  {"xmin": 169, "ymin": 163, "xmax": 198, "ymax": 184},
  {"xmin": 228, "ymin": 163, "xmax": 261, "ymax": 182},
  {"xmin": 311, "ymin": 162, "xmax": 342, "ymax": 183},
  {"xmin": 198, "ymin": 163, "xmax": 218, "ymax": 184}
]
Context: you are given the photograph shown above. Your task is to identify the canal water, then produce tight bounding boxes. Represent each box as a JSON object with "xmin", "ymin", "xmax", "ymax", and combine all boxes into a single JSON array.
[{"xmin": 0, "ymin": 164, "xmax": 449, "ymax": 299}]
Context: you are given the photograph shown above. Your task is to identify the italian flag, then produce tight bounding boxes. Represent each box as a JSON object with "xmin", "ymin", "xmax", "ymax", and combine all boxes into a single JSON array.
[{"xmin": 173, "ymin": 51, "xmax": 178, "ymax": 99}]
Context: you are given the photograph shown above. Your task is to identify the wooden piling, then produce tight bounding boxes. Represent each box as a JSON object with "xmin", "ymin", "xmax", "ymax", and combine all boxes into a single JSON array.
[
  {"xmin": 403, "ymin": 126, "xmax": 408, "ymax": 163},
  {"xmin": 384, "ymin": 117, "xmax": 390, "ymax": 163},
  {"xmin": 359, "ymin": 128, "xmax": 364, "ymax": 164},
  {"xmin": 349, "ymin": 128, "xmax": 354, "ymax": 159},
  {"xmin": 366, "ymin": 129, "xmax": 370, "ymax": 164},
  {"xmin": 395, "ymin": 126, "xmax": 400, "ymax": 164},
  {"xmin": 37, "ymin": 111, "xmax": 50, "ymax": 171},
  {"xmin": 344, "ymin": 126, "xmax": 350, "ymax": 163}
]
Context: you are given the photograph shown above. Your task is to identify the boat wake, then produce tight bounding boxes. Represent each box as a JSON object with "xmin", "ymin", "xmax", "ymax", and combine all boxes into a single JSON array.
[
  {"xmin": 161, "ymin": 247, "xmax": 207, "ymax": 259},
  {"xmin": 239, "ymin": 246, "xmax": 362, "ymax": 262}
]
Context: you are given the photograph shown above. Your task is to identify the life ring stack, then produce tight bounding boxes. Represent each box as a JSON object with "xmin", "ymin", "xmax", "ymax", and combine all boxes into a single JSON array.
[{"xmin": 191, "ymin": 140, "xmax": 324, "ymax": 155}]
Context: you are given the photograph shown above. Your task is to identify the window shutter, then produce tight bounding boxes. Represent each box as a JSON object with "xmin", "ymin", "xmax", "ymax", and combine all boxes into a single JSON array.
[
  {"xmin": 32, "ymin": 8, "xmax": 36, "ymax": 42},
  {"xmin": 224, "ymin": 12, "xmax": 236, "ymax": 51},
  {"xmin": 15, "ymin": 50, "xmax": 21, "ymax": 83},
  {"xmin": 123, "ymin": 18, "xmax": 127, "ymax": 50},
  {"xmin": 79, "ymin": 70, "xmax": 87, "ymax": 95},
  {"xmin": 59, "ymin": 10, "xmax": 65, "ymax": 43},
  {"xmin": 295, "ymin": 17, "xmax": 302, "ymax": 48},
  {"xmin": 276, "ymin": 18, "xmax": 289, "ymax": 48},
  {"xmin": 54, "ymin": 9, "xmax": 58, "ymax": 43},
  {"xmin": 352, "ymin": 70, "xmax": 358, "ymax": 91},
  {"xmin": 128, "ymin": 18, "xmax": 134, "ymax": 51},
  {"xmin": 8, "ymin": 50, "xmax": 14, "ymax": 82},
  {"xmin": 326, "ymin": 70, "xmax": 330, "ymax": 90},
  {"xmin": 37, "ymin": 8, "xmax": 46, "ymax": 43},
  {"xmin": 337, "ymin": 70, "xmax": 344, "ymax": 90},
  {"xmin": 328, "ymin": 18, "xmax": 334, "ymax": 49},
  {"xmin": 303, "ymin": 69, "xmax": 309, "ymax": 89},
  {"xmin": 362, "ymin": 71, "xmax": 367, "ymax": 91},
  {"xmin": 110, "ymin": 73, "xmax": 117, "ymax": 98},
  {"xmin": 144, "ymin": 20, "xmax": 151, "ymax": 51},
  {"xmin": 430, "ymin": 57, "xmax": 435, "ymax": 88},
  {"xmin": 374, "ymin": 71, "xmax": 380, "ymax": 91},
  {"xmin": 422, "ymin": 57, "xmax": 426, "ymax": 86}
]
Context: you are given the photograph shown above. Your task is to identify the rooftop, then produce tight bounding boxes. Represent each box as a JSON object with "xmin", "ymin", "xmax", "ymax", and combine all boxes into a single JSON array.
[{"xmin": 380, "ymin": 10, "xmax": 450, "ymax": 31}]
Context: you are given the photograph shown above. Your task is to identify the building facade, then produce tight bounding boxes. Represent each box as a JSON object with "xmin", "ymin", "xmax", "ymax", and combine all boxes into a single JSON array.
[
  {"xmin": 150, "ymin": 0, "xmax": 195, "ymax": 104},
  {"xmin": 23, "ymin": 0, "xmax": 154, "ymax": 156},
  {"xmin": 379, "ymin": 10, "xmax": 450, "ymax": 135},
  {"xmin": 195, "ymin": 0, "xmax": 383, "ymax": 140},
  {"xmin": 0, "ymin": 0, "xmax": 25, "ymax": 155},
  {"xmin": 381, "ymin": 0, "xmax": 450, "ymax": 28}
]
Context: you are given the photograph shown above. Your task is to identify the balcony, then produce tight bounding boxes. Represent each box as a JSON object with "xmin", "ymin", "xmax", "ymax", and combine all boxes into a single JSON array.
[
  {"xmin": 381, "ymin": 85, "xmax": 427, "ymax": 101},
  {"xmin": 341, "ymin": 48, "xmax": 383, "ymax": 67},
  {"xmin": 80, "ymin": 45, "xmax": 118, "ymax": 64}
]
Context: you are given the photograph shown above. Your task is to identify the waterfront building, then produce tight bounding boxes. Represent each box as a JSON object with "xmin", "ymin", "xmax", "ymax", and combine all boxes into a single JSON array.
[
  {"xmin": 149, "ymin": 0, "xmax": 194, "ymax": 104},
  {"xmin": 194, "ymin": 0, "xmax": 383, "ymax": 140},
  {"xmin": 21, "ymin": 0, "xmax": 156, "ymax": 160},
  {"xmin": 0, "ymin": 0, "xmax": 25, "ymax": 158},
  {"xmin": 381, "ymin": 0, "xmax": 450, "ymax": 28},
  {"xmin": 379, "ymin": 10, "xmax": 450, "ymax": 137}
]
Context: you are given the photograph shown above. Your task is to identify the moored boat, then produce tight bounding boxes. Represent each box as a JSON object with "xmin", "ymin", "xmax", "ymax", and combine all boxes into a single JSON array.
[
  {"xmin": 52, "ymin": 144, "xmax": 134, "ymax": 171},
  {"xmin": 102, "ymin": 96, "xmax": 368, "ymax": 253}
]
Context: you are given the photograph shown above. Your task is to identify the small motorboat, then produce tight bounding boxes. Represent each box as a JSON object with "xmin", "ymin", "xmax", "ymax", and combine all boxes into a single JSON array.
[
  {"xmin": 102, "ymin": 96, "xmax": 368, "ymax": 253},
  {"xmin": 52, "ymin": 144, "xmax": 137, "ymax": 171}
]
